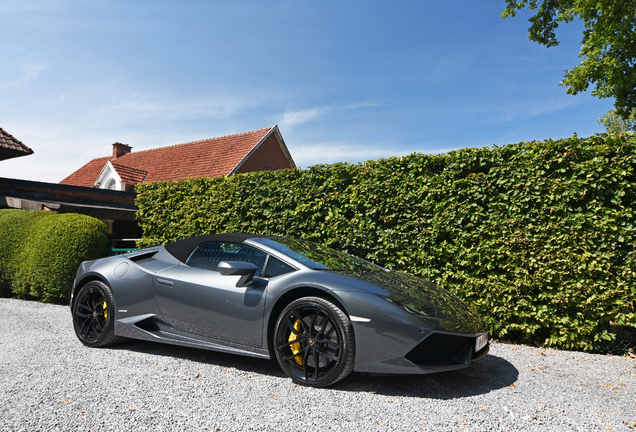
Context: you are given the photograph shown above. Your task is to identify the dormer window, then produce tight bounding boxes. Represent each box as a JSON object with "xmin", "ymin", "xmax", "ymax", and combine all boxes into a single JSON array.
[{"xmin": 106, "ymin": 179, "xmax": 117, "ymax": 190}]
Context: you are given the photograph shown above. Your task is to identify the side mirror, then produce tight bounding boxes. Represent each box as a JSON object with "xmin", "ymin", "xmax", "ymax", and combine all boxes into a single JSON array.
[{"xmin": 218, "ymin": 261, "xmax": 258, "ymax": 287}]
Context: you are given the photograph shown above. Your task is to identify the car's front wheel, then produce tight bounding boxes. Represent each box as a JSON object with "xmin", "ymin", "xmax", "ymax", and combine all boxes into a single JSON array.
[
  {"xmin": 72, "ymin": 281, "xmax": 121, "ymax": 347},
  {"xmin": 273, "ymin": 296, "xmax": 355, "ymax": 387}
]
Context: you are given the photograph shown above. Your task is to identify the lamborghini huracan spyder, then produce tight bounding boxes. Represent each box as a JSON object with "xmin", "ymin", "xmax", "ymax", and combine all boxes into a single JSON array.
[{"xmin": 70, "ymin": 234, "xmax": 489, "ymax": 387}]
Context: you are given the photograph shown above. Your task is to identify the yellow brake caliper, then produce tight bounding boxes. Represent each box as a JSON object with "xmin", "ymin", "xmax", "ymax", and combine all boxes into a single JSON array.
[
  {"xmin": 103, "ymin": 301, "xmax": 108, "ymax": 320},
  {"xmin": 288, "ymin": 319, "xmax": 303, "ymax": 365}
]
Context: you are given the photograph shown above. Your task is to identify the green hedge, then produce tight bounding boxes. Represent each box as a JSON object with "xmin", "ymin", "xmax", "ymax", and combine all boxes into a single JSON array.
[
  {"xmin": 136, "ymin": 133, "xmax": 636, "ymax": 351},
  {"xmin": 0, "ymin": 209, "xmax": 108, "ymax": 302},
  {"xmin": 0, "ymin": 209, "xmax": 49, "ymax": 297}
]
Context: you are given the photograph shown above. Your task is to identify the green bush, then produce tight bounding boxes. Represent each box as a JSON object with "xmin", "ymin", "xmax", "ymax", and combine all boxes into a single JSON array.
[
  {"xmin": 0, "ymin": 209, "xmax": 49, "ymax": 297},
  {"xmin": 136, "ymin": 133, "xmax": 636, "ymax": 351},
  {"xmin": 0, "ymin": 209, "xmax": 108, "ymax": 302}
]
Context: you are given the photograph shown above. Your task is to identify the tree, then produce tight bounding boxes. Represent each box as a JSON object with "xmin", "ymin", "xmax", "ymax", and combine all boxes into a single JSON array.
[
  {"xmin": 501, "ymin": 1, "xmax": 636, "ymax": 118},
  {"xmin": 598, "ymin": 108, "xmax": 636, "ymax": 133}
]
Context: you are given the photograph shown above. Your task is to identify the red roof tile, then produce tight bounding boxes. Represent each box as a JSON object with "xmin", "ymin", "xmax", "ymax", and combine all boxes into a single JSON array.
[
  {"xmin": 60, "ymin": 127, "xmax": 284, "ymax": 187},
  {"xmin": 0, "ymin": 128, "xmax": 34, "ymax": 161},
  {"xmin": 112, "ymin": 164, "xmax": 147, "ymax": 184}
]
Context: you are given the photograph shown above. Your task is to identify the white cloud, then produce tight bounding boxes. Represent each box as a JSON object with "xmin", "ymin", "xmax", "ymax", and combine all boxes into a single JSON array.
[
  {"xmin": 276, "ymin": 101, "xmax": 381, "ymax": 131},
  {"xmin": 278, "ymin": 108, "xmax": 328, "ymax": 131},
  {"xmin": 461, "ymin": 96, "xmax": 585, "ymax": 124},
  {"xmin": 344, "ymin": 101, "xmax": 381, "ymax": 110},
  {"xmin": 290, "ymin": 142, "xmax": 456, "ymax": 168},
  {"xmin": 73, "ymin": 91, "xmax": 262, "ymax": 128},
  {"xmin": 293, "ymin": 144, "xmax": 389, "ymax": 166},
  {"xmin": 10, "ymin": 63, "xmax": 47, "ymax": 88}
]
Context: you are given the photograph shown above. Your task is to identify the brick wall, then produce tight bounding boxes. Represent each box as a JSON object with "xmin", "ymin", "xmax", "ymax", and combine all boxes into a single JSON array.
[{"xmin": 236, "ymin": 134, "xmax": 293, "ymax": 173}]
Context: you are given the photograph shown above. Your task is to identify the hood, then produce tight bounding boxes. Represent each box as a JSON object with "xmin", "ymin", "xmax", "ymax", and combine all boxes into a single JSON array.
[{"xmin": 330, "ymin": 269, "xmax": 486, "ymax": 333}]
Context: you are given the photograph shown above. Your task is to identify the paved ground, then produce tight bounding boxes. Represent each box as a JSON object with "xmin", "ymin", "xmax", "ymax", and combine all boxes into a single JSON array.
[{"xmin": 0, "ymin": 298, "xmax": 635, "ymax": 431}]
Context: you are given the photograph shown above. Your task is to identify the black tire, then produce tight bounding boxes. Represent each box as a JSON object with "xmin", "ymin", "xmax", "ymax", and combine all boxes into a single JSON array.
[
  {"xmin": 273, "ymin": 296, "xmax": 355, "ymax": 387},
  {"xmin": 72, "ymin": 281, "xmax": 121, "ymax": 347}
]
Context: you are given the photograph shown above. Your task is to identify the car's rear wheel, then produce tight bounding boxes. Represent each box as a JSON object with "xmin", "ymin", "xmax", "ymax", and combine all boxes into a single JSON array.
[
  {"xmin": 273, "ymin": 296, "xmax": 354, "ymax": 387},
  {"xmin": 72, "ymin": 281, "xmax": 121, "ymax": 347}
]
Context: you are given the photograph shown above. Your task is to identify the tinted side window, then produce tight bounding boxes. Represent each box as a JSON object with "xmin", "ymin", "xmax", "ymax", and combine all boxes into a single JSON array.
[
  {"xmin": 264, "ymin": 256, "xmax": 296, "ymax": 278},
  {"xmin": 185, "ymin": 242, "xmax": 267, "ymax": 276}
]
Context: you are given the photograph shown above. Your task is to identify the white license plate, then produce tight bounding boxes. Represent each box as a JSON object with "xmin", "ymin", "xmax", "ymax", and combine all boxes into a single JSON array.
[{"xmin": 475, "ymin": 332, "xmax": 488, "ymax": 352}]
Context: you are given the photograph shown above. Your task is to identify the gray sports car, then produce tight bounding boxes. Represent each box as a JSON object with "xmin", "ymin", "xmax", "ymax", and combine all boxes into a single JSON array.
[{"xmin": 70, "ymin": 234, "xmax": 489, "ymax": 387}]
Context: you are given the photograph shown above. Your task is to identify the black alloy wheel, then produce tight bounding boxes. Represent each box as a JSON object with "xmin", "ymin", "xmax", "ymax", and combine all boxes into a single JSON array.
[
  {"xmin": 72, "ymin": 281, "xmax": 121, "ymax": 347},
  {"xmin": 274, "ymin": 296, "xmax": 354, "ymax": 387}
]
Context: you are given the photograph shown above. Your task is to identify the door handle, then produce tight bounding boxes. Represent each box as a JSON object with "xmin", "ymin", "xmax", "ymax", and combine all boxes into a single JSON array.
[{"xmin": 156, "ymin": 278, "xmax": 174, "ymax": 287}]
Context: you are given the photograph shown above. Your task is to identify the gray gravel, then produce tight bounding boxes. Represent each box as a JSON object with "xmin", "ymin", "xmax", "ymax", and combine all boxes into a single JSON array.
[{"xmin": 0, "ymin": 298, "xmax": 635, "ymax": 431}]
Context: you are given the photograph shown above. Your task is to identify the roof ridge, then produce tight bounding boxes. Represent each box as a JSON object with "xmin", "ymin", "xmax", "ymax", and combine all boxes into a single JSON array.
[
  {"xmin": 125, "ymin": 126, "xmax": 274, "ymax": 156},
  {"xmin": 81, "ymin": 155, "xmax": 112, "ymax": 164}
]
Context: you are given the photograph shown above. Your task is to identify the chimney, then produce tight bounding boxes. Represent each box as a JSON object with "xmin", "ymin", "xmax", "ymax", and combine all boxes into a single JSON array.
[{"xmin": 112, "ymin": 142, "xmax": 132, "ymax": 158}]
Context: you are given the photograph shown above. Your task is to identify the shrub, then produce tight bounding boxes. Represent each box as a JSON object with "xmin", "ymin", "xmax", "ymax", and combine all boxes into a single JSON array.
[
  {"xmin": 0, "ymin": 209, "xmax": 49, "ymax": 297},
  {"xmin": 136, "ymin": 134, "xmax": 636, "ymax": 351},
  {"xmin": 0, "ymin": 209, "xmax": 108, "ymax": 302}
]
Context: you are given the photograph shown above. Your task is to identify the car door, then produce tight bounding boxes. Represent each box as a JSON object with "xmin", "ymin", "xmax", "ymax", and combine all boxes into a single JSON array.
[{"xmin": 152, "ymin": 241, "xmax": 268, "ymax": 348}]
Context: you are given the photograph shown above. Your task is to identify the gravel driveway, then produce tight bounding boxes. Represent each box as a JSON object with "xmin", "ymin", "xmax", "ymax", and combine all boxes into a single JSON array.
[{"xmin": 1, "ymin": 298, "xmax": 634, "ymax": 431}]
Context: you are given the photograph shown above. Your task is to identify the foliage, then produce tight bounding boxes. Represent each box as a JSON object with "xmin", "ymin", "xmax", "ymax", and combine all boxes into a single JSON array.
[
  {"xmin": 0, "ymin": 210, "xmax": 108, "ymax": 302},
  {"xmin": 501, "ymin": 0, "xmax": 636, "ymax": 118},
  {"xmin": 598, "ymin": 108, "xmax": 636, "ymax": 134},
  {"xmin": 136, "ymin": 134, "xmax": 636, "ymax": 352},
  {"xmin": 0, "ymin": 209, "xmax": 49, "ymax": 297}
]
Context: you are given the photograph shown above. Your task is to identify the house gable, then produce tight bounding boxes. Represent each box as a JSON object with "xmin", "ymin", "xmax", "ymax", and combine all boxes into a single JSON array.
[
  {"xmin": 232, "ymin": 126, "xmax": 296, "ymax": 174},
  {"xmin": 94, "ymin": 161, "xmax": 122, "ymax": 190}
]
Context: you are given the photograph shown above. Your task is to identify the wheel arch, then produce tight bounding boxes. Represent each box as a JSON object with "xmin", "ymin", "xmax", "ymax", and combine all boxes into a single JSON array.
[
  {"xmin": 265, "ymin": 286, "xmax": 349, "ymax": 360},
  {"xmin": 71, "ymin": 274, "xmax": 111, "ymax": 308}
]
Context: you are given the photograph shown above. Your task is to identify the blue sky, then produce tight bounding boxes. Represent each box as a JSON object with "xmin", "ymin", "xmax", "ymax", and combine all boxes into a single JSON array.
[{"xmin": 1, "ymin": 0, "xmax": 615, "ymax": 183}]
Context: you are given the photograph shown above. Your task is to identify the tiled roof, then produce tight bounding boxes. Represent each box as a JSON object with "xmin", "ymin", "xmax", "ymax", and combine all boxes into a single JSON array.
[
  {"xmin": 0, "ymin": 128, "xmax": 34, "ymax": 161},
  {"xmin": 112, "ymin": 163, "xmax": 147, "ymax": 184},
  {"xmin": 60, "ymin": 127, "xmax": 277, "ymax": 187}
]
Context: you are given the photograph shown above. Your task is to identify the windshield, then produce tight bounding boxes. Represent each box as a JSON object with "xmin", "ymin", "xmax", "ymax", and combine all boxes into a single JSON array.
[{"xmin": 250, "ymin": 237, "xmax": 384, "ymax": 272}]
